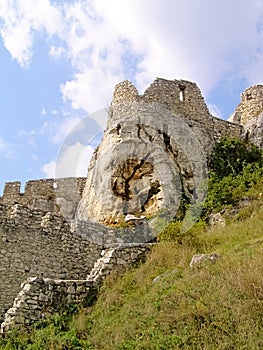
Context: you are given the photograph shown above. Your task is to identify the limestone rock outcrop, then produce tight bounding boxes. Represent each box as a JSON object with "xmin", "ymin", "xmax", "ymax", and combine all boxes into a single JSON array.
[
  {"xmin": 76, "ymin": 78, "xmax": 242, "ymax": 226},
  {"xmin": 243, "ymin": 112, "xmax": 263, "ymax": 148},
  {"xmin": 229, "ymin": 84, "xmax": 263, "ymax": 148}
]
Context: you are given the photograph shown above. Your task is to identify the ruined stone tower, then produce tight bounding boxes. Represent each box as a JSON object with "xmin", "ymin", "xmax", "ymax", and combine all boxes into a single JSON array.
[
  {"xmin": 76, "ymin": 78, "xmax": 242, "ymax": 225},
  {"xmin": 1, "ymin": 77, "xmax": 263, "ymax": 332},
  {"xmin": 229, "ymin": 85, "xmax": 263, "ymax": 125},
  {"xmin": 229, "ymin": 85, "xmax": 263, "ymax": 148}
]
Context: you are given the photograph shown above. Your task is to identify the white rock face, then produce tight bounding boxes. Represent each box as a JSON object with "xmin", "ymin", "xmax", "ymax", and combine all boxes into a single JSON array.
[
  {"xmin": 244, "ymin": 112, "xmax": 263, "ymax": 149},
  {"xmin": 76, "ymin": 101, "xmax": 208, "ymax": 226}
]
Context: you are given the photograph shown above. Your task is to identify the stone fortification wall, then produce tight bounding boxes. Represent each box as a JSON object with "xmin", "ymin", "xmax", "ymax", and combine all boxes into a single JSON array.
[
  {"xmin": 0, "ymin": 202, "xmax": 102, "ymax": 320},
  {"xmin": 110, "ymin": 78, "xmax": 210, "ymax": 123},
  {"xmin": 230, "ymin": 85, "xmax": 263, "ymax": 125},
  {"xmin": 1, "ymin": 244, "xmax": 151, "ymax": 332},
  {"xmin": 1, "ymin": 278, "xmax": 97, "ymax": 332},
  {"xmin": 1, "ymin": 177, "xmax": 86, "ymax": 217},
  {"xmin": 109, "ymin": 78, "xmax": 242, "ymax": 149}
]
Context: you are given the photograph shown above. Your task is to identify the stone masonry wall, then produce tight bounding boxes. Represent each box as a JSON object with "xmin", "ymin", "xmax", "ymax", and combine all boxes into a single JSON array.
[
  {"xmin": 231, "ymin": 85, "xmax": 263, "ymax": 125},
  {"xmin": 0, "ymin": 202, "xmax": 102, "ymax": 320},
  {"xmin": 1, "ymin": 277, "xmax": 97, "ymax": 332},
  {"xmin": 1, "ymin": 177, "xmax": 86, "ymax": 217},
  {"xmin": 1, "ymin": 244, "xmax": 151, "ymax": 332},
  {"xmin": 110, "ymin": 78, "xmax": 210, "ymax": 124},
  {"xmin": 109, "ymin": 78, "xmax": 243, "ymax": 153}
]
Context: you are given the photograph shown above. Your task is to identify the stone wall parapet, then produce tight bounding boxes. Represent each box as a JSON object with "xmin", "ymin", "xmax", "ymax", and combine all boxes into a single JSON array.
[
  {"xmin": 108, "ymin": 78, "xmax": 243, "ymax": 153},
  {"xmin": 1, "ymin": 177, "xmax": 86, "ymax": 215}
]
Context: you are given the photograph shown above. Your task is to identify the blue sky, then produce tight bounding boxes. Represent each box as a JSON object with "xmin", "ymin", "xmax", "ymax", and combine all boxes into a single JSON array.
[{"xmin": 0, "ymin": 0, "xmax": 263, "ymax": 194}]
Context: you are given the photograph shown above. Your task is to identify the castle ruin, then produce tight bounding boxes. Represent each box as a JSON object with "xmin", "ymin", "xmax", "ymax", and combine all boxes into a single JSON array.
[{"xmin": 0, "ymin": 78, "xmax": 262, "ymax": 332}]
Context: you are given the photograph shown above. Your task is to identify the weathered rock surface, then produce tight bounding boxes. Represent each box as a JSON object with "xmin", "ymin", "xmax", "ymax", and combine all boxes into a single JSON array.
[
  {"xmin": 1, "ymin": 77, "xmax": 263, "ymax": 333},
  {"xmin": 189, "ymin": 253, "xmax": 221, "ymax": 268},
  {"xmin": 209, "ymin": 212, "xmax": 226, "ymax": 228},
  {"xmin": 243, "ymin": 112, "xmax": 263, "ymax": 148},
  {"xmin": 77, "ymin": 79, "xmax": 241, "ymax": 227}
]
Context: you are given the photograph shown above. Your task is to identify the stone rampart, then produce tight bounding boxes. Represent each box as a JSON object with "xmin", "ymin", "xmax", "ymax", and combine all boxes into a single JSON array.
[
  {"xmin": 0, "ymin": 202, "xmax": 102, "ymax": 321},
  {"xmin": 1, "ymin": 244, "xmax": 151, "ymax": 332},
  {"xmin": 1, "ymin": 177, "xmax": 86, "ymax": 216},
  {"xmin": 109, "ymin": 78, "xmax": 243, "ymax": 153},
  {"xmin": 1, "ymin": 277, "xmax": 97, "ymax": 332}
]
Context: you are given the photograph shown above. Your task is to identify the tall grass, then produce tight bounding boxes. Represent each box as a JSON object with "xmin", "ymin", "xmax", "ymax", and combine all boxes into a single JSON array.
[{"xmin": 1, "ymin": 163, "xmax": 263, "ymax": 349}]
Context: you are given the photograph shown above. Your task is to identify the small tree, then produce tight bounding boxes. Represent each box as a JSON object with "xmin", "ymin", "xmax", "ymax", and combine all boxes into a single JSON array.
[{"xmin": 208, "ymin": 138, "xmax": 263, "ymax": 178}]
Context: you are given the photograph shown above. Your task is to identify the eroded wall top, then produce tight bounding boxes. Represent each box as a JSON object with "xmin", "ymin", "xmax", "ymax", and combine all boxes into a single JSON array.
[
  {"xmin": 231, "ymin": 85, "xmax": 263, "ymax": 125},
  {"xmin": 0, "ymin": 177, "xmax": 86, "ymax": 216},
  {"xmin": 110, "ymin": 78, "xmax": 210, "ymax": 125}
]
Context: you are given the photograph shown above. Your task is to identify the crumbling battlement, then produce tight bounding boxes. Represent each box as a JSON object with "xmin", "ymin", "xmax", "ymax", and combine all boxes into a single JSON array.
[
  {"xmin": 230, "ymin": 85, "xmax": 263, "ymax": 125},
  {"xmin": 0, "ymin": 177, "xmax": 86, "ymax": 216},
  {"xmin": 1, "ymin": 77, "xmax": 263, "ymax": 333},
  {"xmin": 108, "ymin": 78, "xmax": 243, "ymax": 155},
  {"xmin": 110, "ymin": 78, "xmax": 210, "ymax": 124},
  {"xmin": 1, "ymin": 243, "xmax": 151, "ymax": 333}
]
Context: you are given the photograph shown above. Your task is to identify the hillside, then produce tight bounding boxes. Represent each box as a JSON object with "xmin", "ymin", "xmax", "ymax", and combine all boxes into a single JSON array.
[{"xmin": 1, "ymin": 139, "xmax": 263, "ymax": 349}]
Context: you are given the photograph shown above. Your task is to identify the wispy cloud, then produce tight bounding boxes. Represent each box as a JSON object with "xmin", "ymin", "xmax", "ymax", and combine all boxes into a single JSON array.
[
  {"xmin": 0, "ymin": 137, "xmax": 16, "ymax": 159},
  {"xmin": 42, "ymin": 142, "xmax": 94, "ymax": 178},
  {"xmin": 0, "ymin": 0, "xmax": 62, "ymax": 67},
  {"xmin": 1, "ymin": 0, "xmax": 263, "ymax": 181},
  {"xmin": 42, "ymin": 116, "xmax": 82, "ymax": 144},
  {"xmin": 1, "ymin": 0, "xmax": 263, "ymax": 114},
  {"xmin": 208, "ymin": 104, "xmax": 222, "ymax": 118}
]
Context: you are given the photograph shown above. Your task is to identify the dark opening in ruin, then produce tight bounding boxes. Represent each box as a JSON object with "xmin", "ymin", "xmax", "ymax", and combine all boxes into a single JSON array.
[
  {"xmin": 116, "ymin": 123, "xmax": 121, "ymax": 135},
  {"xmin": 179, "ymin": 85, "xmax": 186, "ymax": 102},
  {"xmin": 246, "ymin": 92, "xmax": 252, "ymax": 101}
]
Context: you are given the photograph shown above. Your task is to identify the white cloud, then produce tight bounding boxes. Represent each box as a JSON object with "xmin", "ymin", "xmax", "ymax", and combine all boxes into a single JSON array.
[
  {"xmin": 51, "ymin": 109, "xmax": 59, "ymax": 115},
  {"xmin": 18, "ymin": 129, "xmax": 37, "ymax": 147},
  {"xmin": 49, "ymin": 45, "xmax": 65, "ymax": 58},
  {"xmin": 41, "ymin": 107, "xmax": 47, "ymax": 116},
  {"xmin": 43, "ymin": 142, "xmax": 94, "ymax": 178},
  {"xmin": 0, "ymin": 137, "xmax": 16, "ymax": 159},
  {"xmin": 1, "ymin": 0, "xmax": 263, "ymax": 125},
  {"xmin": 0, "ymin": 0, "xmax": 63, "ymax": 67},
  {"xmin": 92, "ymin": 0, "xmax": 263, "ymax": 94},
  {"xmin": 57, "ymin": 0, "xmax": 263, "ymax": 106},
  {"xmin": 42, "ymin": 116, "xmax": 82, "ymax": 144},
  {"xmin": 42, "ymin": 160, "xmax": 56, "ymax": 178},
  {"xmin": 208, "ymin": 104, "xmax": 222, "ymax": 118}
]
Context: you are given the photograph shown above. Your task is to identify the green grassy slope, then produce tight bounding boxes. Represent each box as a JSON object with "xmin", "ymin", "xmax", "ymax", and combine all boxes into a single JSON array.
[
  {"xmin": 1, "ymin": 139, "xmax": 263, "ymax": 349},
  {"xmin": 1, "ymin": 183, "xmax": 263, "ymax": 349}
]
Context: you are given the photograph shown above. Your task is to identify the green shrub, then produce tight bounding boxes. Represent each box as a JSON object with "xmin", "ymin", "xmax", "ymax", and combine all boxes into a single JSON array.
[
  {"xmin": 208, "ymin": 138, "xmax": 263, "ymax": 178},
  {"xmin": 158, "ymin": 220, "xmax": 206, "ymax": 245},
  {"xmin": 202, "ymin": 138, "xmax": 263, "ymax": 218}
]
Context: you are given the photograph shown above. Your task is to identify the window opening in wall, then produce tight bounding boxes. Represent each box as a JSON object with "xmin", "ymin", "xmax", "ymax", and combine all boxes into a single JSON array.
[
  {"xmin": 246, "ymin": 92, "xmax": 252, "ymax": 101},
  {"xmin": 179, "ymin": 85, "xmax": 185, "ymax": 102},
  {"xmin": 116, "ymin": 123, "xmax": 121, "ymax": 135},
  {"xmin": 21, "ymin": 181, "xmax": 26, "ymax": 194}
]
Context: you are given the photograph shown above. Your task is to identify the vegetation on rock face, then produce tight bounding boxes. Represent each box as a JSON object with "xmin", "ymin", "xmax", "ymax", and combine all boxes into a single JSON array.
[
  {"xmin": 208, "ymin": 137, "xmax": 263, "ymax": 178},
  {"xmin": 1, "ymin": 138, "xmax": 263, "ymax": 349},
  {"xmin": 203, "ymin": 138, "xmax": 263, "ymax": 217}
]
